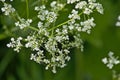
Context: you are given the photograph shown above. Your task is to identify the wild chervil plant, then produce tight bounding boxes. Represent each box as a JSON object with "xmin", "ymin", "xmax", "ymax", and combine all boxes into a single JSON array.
[{"xmin": 0, "ymin": 0, "xmax": 103, "ymax": 73}]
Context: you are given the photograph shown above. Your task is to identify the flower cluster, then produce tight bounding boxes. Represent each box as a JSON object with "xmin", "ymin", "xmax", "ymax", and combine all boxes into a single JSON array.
[
  {"xmin": 0, "ymin": 0, "xmax": 15, "ymax": 15},
  {"xmin": 67, "ymin": 0, "xmax": 103, "ymax": 34},
  {"xmin": 1, "ymin": 0, "xmax": 103, "ymax": 73},
  {"xmin": 15, "ymin": 18, "xmax": 32, "ymax": 29},
  {"xmin": 80, "ymin": 17, "xmax": 96, "ymax": 34},
  {"xmin": 35, "ymin": 5, "xmax": 57, "ymax": 23},
  {"xmin": 116, "ymin": 15, "xmax": 120, "ymax": 27},
  {"xmin": 75, "ymin": 0, "xmax": 103, "ymax": 15},
  {"xmin": 102, "ymin": 51, "xmax": 120, "ymax": 69},
  {"xmin": 7, "ymin": 37, "xmax": 23, "ymax": 53}
]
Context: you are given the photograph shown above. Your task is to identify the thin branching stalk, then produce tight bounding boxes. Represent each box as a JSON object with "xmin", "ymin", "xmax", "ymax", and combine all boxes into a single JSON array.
[{"xmin": 26, "ymin": 0, "xmax": 29, "ymax": 18}]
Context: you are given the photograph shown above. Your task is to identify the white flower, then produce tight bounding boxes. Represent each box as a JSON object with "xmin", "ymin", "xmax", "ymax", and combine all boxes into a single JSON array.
[
  {"xmin": 96, "ymin": 3, "xmax": 103, "ymax": 14},
  {"xmin": 102, "ymin": 58, "xmax": 108, "ymax": 64},
  {"xmin": 1, "ymin": 3, "xmax": 15, "ymax": 15},
  {"xmin": 25, "ymin": 35, "xmax": 40, "ymax": 51},
  {"xmin": 30, "ymin": 54, "xmax": 36, "ymax": 60},
  {"xmin": 52, "ymin": 66, "xmax": 56, "ymax": 73},
  {"xmin": 46, "ymin": 12, "xmax": 57, "ymax": 23},
  {"xmin": 38, "ymin": 21, "xmax": 43, "ymax": 28},
  {"xmin": 102, "ymin": 51, "xmax": 120, "ymax": 69},
  {"xmin": 75, "ymin": 1, "xmax": 87, "ymax": 9},
  {"xmin": 68, "ymin": 9, "xmax": 80, "ymax": 20},
  {"xmin": 107, "ymin": 63, "xmax": 113, "ymax": 69},
  {"xmin": 81, "ymin": 17, "xmax": 96, "ymax": 34},
  {"xmin": 35, "ymin": 5, "xmax": 57, "ymax": 23},
  {"xmin": 15, "ymin": 18, "xmax": 32, "ymax": 29},
  {"xmin": 50, "ymin": 1, "xmax": 57, "ymax": 7},
  {"xmin": 88, "ymin": 2, "xmax": 97, "ymax": 9},
  {"xmin": 116, "ymin": 22, "xmax": 120, "ymax": 26},
  {"xmin": 67, "ymin": 0, "xmax": 79, "ymax": 4},
  {"xmin": 30, "ymin": 50, "xmax": 44, "ymax": 64},
  {"xmin": 7, "ymin": 37, "xmax": 23, "ymax": 53},
  {"xmin": 83, "ymin": 8, "xmax": 93, "ymax": 15},
  {"xmin": 35, "ymin": 5, "xmax": 46, "ymax": 11},
  {"xmin": 50, "ymin": 1, "xmax": 65, "ymax": 11}
]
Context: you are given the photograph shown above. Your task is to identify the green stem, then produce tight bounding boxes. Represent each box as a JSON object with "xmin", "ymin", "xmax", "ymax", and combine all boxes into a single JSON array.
[
  {"xmin": 10, "ymin": 14, "xmax": 18, "ymax": 21},
  {"xmin": 83, "ymin": 14, "xmax": 86, "ymax": 21},
  {"xmin": 48, "ymin": 19, "xmax": 71, "ymax": 31},
  {"xmin": 48, "ymin": 12, "xmax": 83, "ymax": 31},
  {"xmin": 26, "ymin": 0, "xmax": 29, "ymax": 18},
  {"xmin": 28, "ymin": 26, "xmax": 39, "ymax": 31}
]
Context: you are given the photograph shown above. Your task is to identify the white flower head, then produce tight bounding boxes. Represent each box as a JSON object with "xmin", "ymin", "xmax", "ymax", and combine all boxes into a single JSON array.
[
  {"xmin": 7, "ymin": 37, "xmax": 23, "ymax": 53},
  {"xmin": 96, "ymin": 3, "xmax": 104, "ymax": 14},
  {"xmin": 81, "ymin": 17, "xmax": 96, "ymax": 34},
  {"xmin": 102, "ymin": 51, "xmax": 120, "ymax": 69},
  {"xmin": 75, "ymin": 1, "xmax": 87, "ymax": 9},
  {"xmin": 50, "ymin": 1, "xmax": 57, "ymax": 7},
  {"xmin": 1, "ymin": 3, "xmax": 15, "ymax": 15},
  {"xmin": 102, "ymin": 58, "xmax": 108, "ymax": 64},
  {"xmin": 4, "ymin": 0, "xmax": 104, "ymax": 73},
  {"xmin": 15, "ymin": 18, "xmax": 32, "ymax": 29},
  {"xmin": 83, "ymin": 8, "xmax": 93, "ymax": 15},
  {"xmin": 68, "ymin": 9, "xmax": 80, "ymax": 20}
]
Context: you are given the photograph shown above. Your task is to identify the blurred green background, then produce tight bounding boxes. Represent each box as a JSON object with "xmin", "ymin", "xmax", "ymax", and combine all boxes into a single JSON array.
[{"xmin": 0, "ymin": 0, "xmax": 120, "ymax": 80}]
